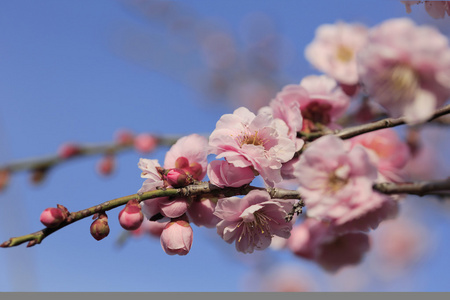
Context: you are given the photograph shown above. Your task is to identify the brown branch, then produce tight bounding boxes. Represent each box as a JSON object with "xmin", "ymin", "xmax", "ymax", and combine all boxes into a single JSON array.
[
  {"xmin": 0, "ymin": 183, "xmax": 303, "ymax": 248},
  {"xmin": 373, "ymin": 178, "xmax": 450, "ymax": 197}
]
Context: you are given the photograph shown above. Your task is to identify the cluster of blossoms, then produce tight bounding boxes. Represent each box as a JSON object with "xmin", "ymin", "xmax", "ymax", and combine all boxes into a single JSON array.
[
  {"xmin": 36, "ymin": 17, "xmax": 449, "ymax": 273},
  {"xmin": 131, "ymin": 17, "xmax": 448, "ymax": 271}
]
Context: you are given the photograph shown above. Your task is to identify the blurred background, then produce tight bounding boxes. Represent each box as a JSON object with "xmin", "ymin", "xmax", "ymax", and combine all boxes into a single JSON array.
[{"xmin": 1, "ymin": 0, "xmax": 450, "ymax": 291}]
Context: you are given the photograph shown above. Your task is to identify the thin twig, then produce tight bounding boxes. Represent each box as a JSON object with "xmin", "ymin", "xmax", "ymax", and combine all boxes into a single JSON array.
[
  {"xmin": 373, "ymin": 178, "xmax": 450, "ymax": 197},
  {"xmin": 0, "ymin": 183, "xmax": 303, "ymax": 248}
]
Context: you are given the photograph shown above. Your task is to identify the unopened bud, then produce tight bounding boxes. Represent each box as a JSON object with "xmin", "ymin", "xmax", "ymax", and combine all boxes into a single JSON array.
[
  {"xmin": 160, "ymin": 219, "xmax": 193, "ymax": 256},
  {"xmin": 0, "ymin": 169, "xmax": 10, "ymax": 192},
  {"xmin": 115, "ymin": 129, "xmax": 135, "ymax": 146},
  {"xmin": 90, "ymin": 212, "xmax": 110, "ymax": 241},
  {"xmin": 40, "ymin": 206, "xmax": 68, "ymax": 228},
  {"xmin": 58, "ymin": 143, "xmax": 81, "ymax": 159},
  {"xmin": 165, "ymin": 168, "xmax": 191, "ymax": 187},
  {"xmin": 134, "ymin": 133, "xmax": 157, "ymax": 154},
  {"xmin": 96, "ymin": 154, "xmax": 115, "ymax": 176},
  {"xmin": 118, "ymin": 199, "xmax": 144, "ymax": 231}
]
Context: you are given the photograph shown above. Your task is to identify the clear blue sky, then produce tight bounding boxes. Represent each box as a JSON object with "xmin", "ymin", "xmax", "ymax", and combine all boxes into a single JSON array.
[{"xmin": 1, "ymin": 0, "xmax": 450, "ymax": 292}]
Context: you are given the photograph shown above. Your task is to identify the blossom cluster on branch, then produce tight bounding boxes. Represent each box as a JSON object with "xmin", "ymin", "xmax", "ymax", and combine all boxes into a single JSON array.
[{"xmin": 2, "ymin": 16, "xmax": 450, "ymax": 275}]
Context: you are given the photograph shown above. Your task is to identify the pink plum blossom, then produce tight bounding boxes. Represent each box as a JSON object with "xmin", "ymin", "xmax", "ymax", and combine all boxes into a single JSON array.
[
  {"xmin": 349, "ymin": 129, "xmax": 410, "ymax": 182},
  {"xmin": 214, "ymin": 190, "xmax": 295, "ymax": 254},
  {"xmin": 358, "ymin": 18, "xmax": 450, "ymax": 124},
  {"xmin": 160, "ymin": 219, "xmax": 193, "ymax": 256},
  {"xmin": 137, "ymin": 158, "xmax": 164, "ymax": 194},
  {"xmin": 187, "ymin": 198, "xmax": 221, "ymax": 228},
  {"xmin": 305, "ymin": 22, "xmax": 369, "ymax": 85},
  {"xmin": 424, "ymin": 1, "xmax": 450, "ymax": 19},
  {"xmin": 207, "ymin": 160, "xmax": 255, "ymax": 188},
  {"xmin": 134, "ymin": 133, "xmax": 158, "ymax": 154},
  {"xmin": 293, "ymin": 135, "xmax": 397, "ymax": 233},
  {"xmin": 209, "ymin": 107, "xmax": 296, "ymax": 186},
  {"xmin": 164, "ymin": 134, "xmax": 209, "ymax": 180},
  {"xmin": 299, "ymin": 75, "xmax": 350, "ymax": 131},
  {"xmin": 287, "ymin": 218, "xmax": 370, "ymax": 273}
]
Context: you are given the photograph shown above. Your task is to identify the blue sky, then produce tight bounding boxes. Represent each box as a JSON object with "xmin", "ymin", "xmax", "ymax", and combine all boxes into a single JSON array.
[{"xmin": 1, "ymin": 0, "xmax": 450, "ymax": 292}]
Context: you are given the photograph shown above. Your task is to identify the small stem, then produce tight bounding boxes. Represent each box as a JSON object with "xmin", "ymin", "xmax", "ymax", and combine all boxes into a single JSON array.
[
  {"xmin": 0, "ymin": 183, "xmax": 303, "ymax": 248},
  {"xmin": 373, "ymin": 177, "xmax": 450, "ymax": 197}
]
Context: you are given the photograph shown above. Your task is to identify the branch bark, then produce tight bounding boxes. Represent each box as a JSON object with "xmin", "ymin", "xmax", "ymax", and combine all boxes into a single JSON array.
[
  {"xmin": 0, "ymin": 183, "xmax": 303, "ymax": 248},
  {"xmin": 373, "ymin": 178, "xmax": 450, "ymax": 197}
]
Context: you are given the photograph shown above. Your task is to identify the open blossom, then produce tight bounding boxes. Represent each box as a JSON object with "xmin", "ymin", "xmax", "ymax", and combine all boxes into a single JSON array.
[
  {"xmin": 299, "ymin": 75, "xmax": 350, "ymax": 130},
  {"xmin": 293, "ymin": 135, "xmax": 397, "ymax": 233},
  {"xmin": 349, "ymin": 129, "xmax": 410, "ymax": 182},
  {"xmin": 209, "ymin": 107, "xmax": 296, "ymax": 185},
  {"xmin": 214, "ymin": 190, "xmax": 294, "ymax": 254},
  {"xmin": 305, "ymin": 22, "xmax": 368, "ymax": 85},
  {"xmin": 187, "ymin": 198, "xmax": 221, "ymax": 228},
  {"xmin": 137, "ymin": 158, "xmax": 164, "ymax": 194},
  {"xmin": 358, "ymin": 18, "xmax": 450, "ymax": 124},
  {"xmin": 287, "ymin": 218, "xmax": 370, "ymax": 272}
]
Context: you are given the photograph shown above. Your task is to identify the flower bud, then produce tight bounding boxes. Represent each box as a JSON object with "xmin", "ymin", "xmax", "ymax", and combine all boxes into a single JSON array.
[
  {"xmin": 40, "ymin": 206, "xmax": 68, "ymax": 228},
  {"xmin": 115, "ymin": 129, "xmax": 135, "ymax": 146},
  {"xmin": 174, "ymin": 157, "xmax": 189, "ymax": 169},
  {"xmin": 96, "ymin": 154, "xmax": 115, "ymax": 176},
  {"xmin": 160, "ymin": 219, "xmax": 193, "ymax": 256},
  {"xmin": 30, "ymin": 167, "xmax": 49, "ymax": 185},
  {"xmin": 165, "ymin": 168, "xmax": 191, "ymax": 187},
  {"xmin": 207, "ymin": 160, "xmax": 255, "ymax": 188},
  {"xmin": 90, "ymin": 213, "xmax": 110, "ymax": 241},
  {"xmin": 58, "ymin": 143, "xmax": 81, "ymax": 159},
  {"xmin": 134, "ymin": 133, "xmax": 157, "ymax": 154},
  {"xmin": 187, "ymin": 162, "xmax": 203, "ymax": 180},
  {"xmin": 0, "ymin": 169, "xmax": 11, "ymax": 192},
  {"xmin": 119, "ymin": 199, "xmax": 144, "ymax": 231}
]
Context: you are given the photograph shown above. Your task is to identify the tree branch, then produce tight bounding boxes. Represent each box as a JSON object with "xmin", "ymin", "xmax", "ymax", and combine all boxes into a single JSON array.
[
  {"xmin": 373, "ymin": 178, "xmax": 450, "ymax": 197},
  {"xmin": 0, "ymin": 183, "xmax": 303, "ymax": 248}
]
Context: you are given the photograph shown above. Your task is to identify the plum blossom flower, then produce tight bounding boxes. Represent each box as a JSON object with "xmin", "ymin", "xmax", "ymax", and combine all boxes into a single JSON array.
[
  {"xmin": 349, "ymin": 129, "xmax": 411, "ymax": 182},
  {"xmin": 358, "ymin": 18, "xmax": 450, "ymax": 124},
  {"xmin": 293, "ymin": 135, "xmax": 397, "ymax": 233},
  {"xmin": 209, "ymin": 107, "xmax": 296, "ymax": 185},
  {"xmin": 137, "ymin": 158, "xmax": 164, "ymax": 194},
  {"xmin": 287, "ymin": 218, "xmax": 370, "ymax": 273},
  {"xmin": 305, "ymin": 22, "xmax": 369, "ymax": 85},
  {"xmin": 299, "ymin": 75, "xmax": 350, "ymax": 131},
  {"xmin": 207, "ymin": 160, "xmax": 255, "ymax": 188},
  {"xmin": 214, "ymin": 190, "xmax": 294, "ymax": 254},
  {"xmin": 187, "ymin": 198, "xmax": 221, "ymax": 228}
]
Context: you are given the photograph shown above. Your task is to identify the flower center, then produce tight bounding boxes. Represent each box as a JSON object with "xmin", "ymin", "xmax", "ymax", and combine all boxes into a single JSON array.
[
  {"xmin": 236, "ymin": 131, "xmax": 267, "ymax": 148},
  {"xmin": 327, "ymin": 165, "xmax": 349, "ymax": 193},
  {"xmin": 376, "ymin": 64, "xmax": 419, "ymax": 100},
  {"xmin": 237, "ymin": 211, "xmax": 276, "ymax": 244},
  {"xmin": 336, "ymin": 45, "xmax": 354, "ymax": 62}
]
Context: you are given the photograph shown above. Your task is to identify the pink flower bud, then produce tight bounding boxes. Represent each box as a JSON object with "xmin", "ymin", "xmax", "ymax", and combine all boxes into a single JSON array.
[
  {"xmin": 96, "ymin": 154, "xmax": 115, "ymax": 176},
  {"xmin": 90, "ymin": 213, "xmax": 110, "ymax": 241},
  {"xmin": 0, "ymin": 169, "xmax": 10, "ymax": 192},
  {"xmin": 58, "ymin": 143, "xmax": 81, "ymax": 159},
  {"xmin": 165, "ymin": 168, "xmax": 191, "ymax": 187},
  {"xmin": 40, "ymin": 206, "xmax": 68, "ymax": 228},
  {"xmin": 134, "ymin": 133, "xmax": 158, "ymax": 154},
  {"xmin": 114, "ymin": 129, "xmax": 135, "ymax": 146},
  {"xmin": 160, "ymin": 219, "xmax": 193, "ymax": 256},
  {"xmin": 118, "ymin": 199, "xmax": 144, "ymax": 231}
]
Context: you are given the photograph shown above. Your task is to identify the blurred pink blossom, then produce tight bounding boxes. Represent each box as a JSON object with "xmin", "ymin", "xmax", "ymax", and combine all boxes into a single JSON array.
[
  {"xmin": 349, "ymin": 128, "xmax": 410, "ymax": 182},
  {"xmin": 287, "ymin": 218, "xmax": 370, "ymax": 273},
  {"xmin": 294, "ymin": 135, "xmax": 397, "ymax": 232},
  {"xmin": 214, "ymin": 190, "xmax": 294, "ymax": 253},
  {"xmin": 209, "ymin": 107, "xmax": 296, "ymax": 185},
  {"xmin": 305, "ymin": 22, "xmax": 369, "ymax": 85},
  {"xmin": 207, "ymin": 160, "xmax": 255, "ymax": 188},
  {"xmin": 358, "ymin": 18, "xmax": 450, "ymax": 124}
]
